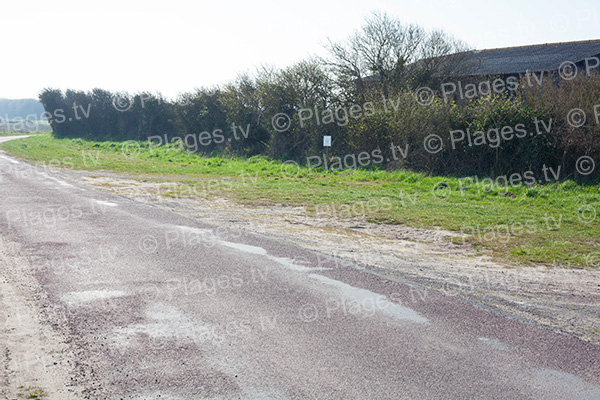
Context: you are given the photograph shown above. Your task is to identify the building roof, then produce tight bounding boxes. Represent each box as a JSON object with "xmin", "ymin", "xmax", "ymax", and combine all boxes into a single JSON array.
[{"xmin": 457, "ymin": 39, "xmax": 600, "ymax": 76}]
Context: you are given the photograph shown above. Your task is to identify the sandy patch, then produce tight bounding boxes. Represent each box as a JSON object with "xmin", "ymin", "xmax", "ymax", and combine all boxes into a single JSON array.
[{"xmin": 0, "ymin": 236, "xmax": 85, "ymax": 399}]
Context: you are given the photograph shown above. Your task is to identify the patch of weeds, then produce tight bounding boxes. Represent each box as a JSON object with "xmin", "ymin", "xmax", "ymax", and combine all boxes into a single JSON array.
[{"xmin": 16, "ymin": 386, "xmax": 47, "ymax": 399}]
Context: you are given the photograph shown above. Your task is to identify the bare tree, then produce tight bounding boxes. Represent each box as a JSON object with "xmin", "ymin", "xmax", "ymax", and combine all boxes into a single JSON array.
[
  {"xmin": 324, "ymin": 37, "xmax": 369, "ymax": 102},
  {"xmin": 324, "ymin": 12, "xmax": 471, "ymax": 98},
  {"xmin": 358, "ymin": 13, "xmax": 426, "ymax": 96},
  {"xmin": 413, "ymin": 30, "xmax": 472, "ymax": 86}
]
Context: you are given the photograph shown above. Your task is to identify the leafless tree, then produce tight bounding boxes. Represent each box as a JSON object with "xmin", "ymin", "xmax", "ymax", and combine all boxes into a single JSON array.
[
  {"xmin": 325, "ymin": 12, "xmax": 471, "ymax": 98},
  {"xmin": 415, "ymin": 29, "xmax": 472, "ymax": 85}
]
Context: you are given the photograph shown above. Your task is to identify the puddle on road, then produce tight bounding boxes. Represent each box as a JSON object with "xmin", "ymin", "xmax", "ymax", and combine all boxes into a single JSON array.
[
  {"xmin": 220, "ymin": 240, "xmax": 268, "ymax": 256},
  {"xmin": 40, "ymin": 174, "xmax": 75, "ymax": 188},
  {"xmin": 530, "ymin": 368, "xmax": 600, "ymax": 399},
  {"xmin": 93, "ymin": 200, "xmax": 118, "ymax": 207},
  {"xmin": 173, "ymin": 225, "xmax": 329, "ymax": 272},
  {"xmin": 478, "ymin": 337, "xmax": 513, "ymax": 351},
  {"xmin": 62, "ymin": 289, "xmax": 127, "ymax": 306},
  {"xmin": 218, "ymin": 238, "xmax": 329, "ymax": 272},
  {"xmin": 267, "ymin": 256, "xmax": 317, "ymax": 272},
  {"xmin": 36, "ymin": 172, "xmax": 87, "ymax": 191},
  {"xmin": 172, "ymin": 224, "xmax": 428, "ymax": 324},
  {"xmin": 309, "ymin": 274, "xmax": 430, "ymax": 324},
  {"xmin": 113, "ymin": 303, "xmax": 215, "ymax": 347}
]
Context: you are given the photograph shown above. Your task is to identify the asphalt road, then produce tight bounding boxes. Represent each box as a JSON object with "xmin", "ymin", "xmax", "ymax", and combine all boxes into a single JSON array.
[{"xmin": 1, "ymin": 137, "xmax": 600, "ymax": 399}]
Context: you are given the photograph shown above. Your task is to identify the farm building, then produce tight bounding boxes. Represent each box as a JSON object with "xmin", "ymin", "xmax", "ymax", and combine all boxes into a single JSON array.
[{"xmin": 453, "ymin": 39, "xmax": 600, "ymax": 79}]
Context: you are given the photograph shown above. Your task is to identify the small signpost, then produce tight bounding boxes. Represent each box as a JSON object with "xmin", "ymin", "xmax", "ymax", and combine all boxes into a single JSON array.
[{"xmin": 323, "ymin": 136, "xmax": 331, "ymax": 171}]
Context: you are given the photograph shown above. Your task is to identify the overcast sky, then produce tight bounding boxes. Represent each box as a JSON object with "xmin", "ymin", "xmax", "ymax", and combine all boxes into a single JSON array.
[{"xmin": 2, "ymin": 0, "xmax": 599, "ymax": 100}]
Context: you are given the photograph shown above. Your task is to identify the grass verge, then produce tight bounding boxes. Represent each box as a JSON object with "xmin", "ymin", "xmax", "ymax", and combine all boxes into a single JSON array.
[{"xmin": 2, "ymin": 134, "xmax": 599, "ymax": 267}]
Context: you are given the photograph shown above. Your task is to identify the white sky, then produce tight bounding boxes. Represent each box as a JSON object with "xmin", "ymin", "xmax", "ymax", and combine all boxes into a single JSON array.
[{"xmin": 2, "ymin": 0, "xmax": 599, "ymax": 99}]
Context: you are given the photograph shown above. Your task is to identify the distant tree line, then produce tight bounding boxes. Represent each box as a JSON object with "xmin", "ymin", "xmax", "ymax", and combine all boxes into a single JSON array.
[
  {"xmin": 39, "ymin": 12, "xmax": 600, "ymax": 181},
  {"xmin": 0, "ymin": 98, "xmax": 45, "ymax": 119}
]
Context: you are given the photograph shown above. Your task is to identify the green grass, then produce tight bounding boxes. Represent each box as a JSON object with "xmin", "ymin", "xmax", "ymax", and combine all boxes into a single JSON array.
[
  {"xmin": 16, "ymin": 385, "xmax": 47, "ymax": 399},
  {"xmin": 3, "ymin": 134, "xmax": 599, "ymax": 268}
]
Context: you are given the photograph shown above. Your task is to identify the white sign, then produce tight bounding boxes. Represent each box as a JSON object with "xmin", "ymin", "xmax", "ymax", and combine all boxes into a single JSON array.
[{"xmin": 323, "ymin": 136, "xmax": 332, "ymax": 147}]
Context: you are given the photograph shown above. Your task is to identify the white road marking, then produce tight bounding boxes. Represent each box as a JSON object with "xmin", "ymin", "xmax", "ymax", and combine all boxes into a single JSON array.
[
  {"xmin": 309, "ymin": 273, "xmax": 430, "ymax": 324},
  {"xmin": 0, "ymin": 155, "xmax": 19, "ymax": 164},
  {"xmin": 41, "ymin": 174, "xmax": 75, "ymax": 188},
  {"xmin": 219, "ymin": 239, "xmax": 328, "ymax": 271}
]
